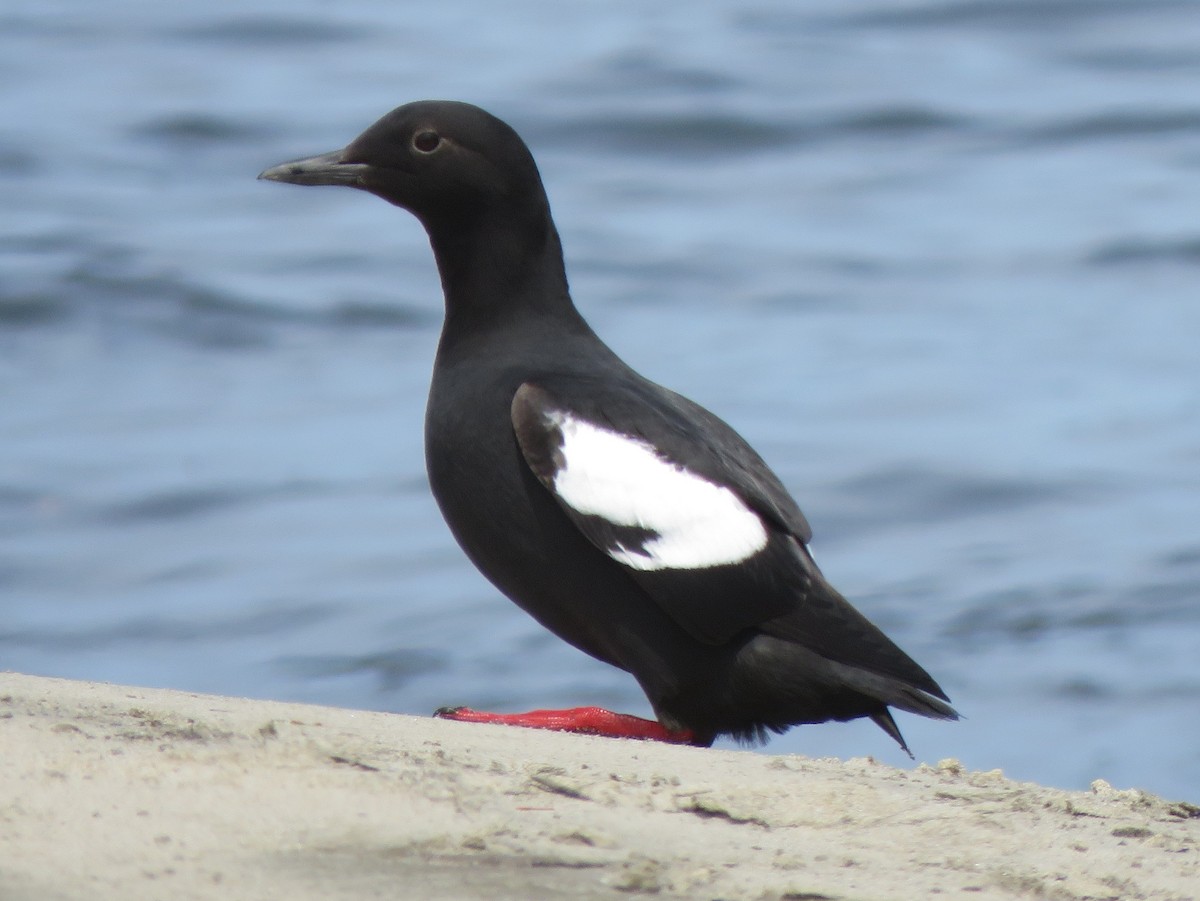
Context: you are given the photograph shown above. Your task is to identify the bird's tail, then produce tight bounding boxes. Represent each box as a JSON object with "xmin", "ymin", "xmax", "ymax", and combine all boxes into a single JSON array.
[
  {"xmin": 868, "ymin": 690, "xmax": 959, "ymax": 759},
  {"xmin": 823, "ymin": 657, "xmax": 960, "ymax": 757},
  {"xmin": 869, "ymin": 708, "xmax": 914, "ymax": 758}
]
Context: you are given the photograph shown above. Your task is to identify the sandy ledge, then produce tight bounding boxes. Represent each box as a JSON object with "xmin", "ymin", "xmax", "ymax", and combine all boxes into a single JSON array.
[{"xmin": 1, "ymin": 672, "xmax": 1196, "ymax": 901}]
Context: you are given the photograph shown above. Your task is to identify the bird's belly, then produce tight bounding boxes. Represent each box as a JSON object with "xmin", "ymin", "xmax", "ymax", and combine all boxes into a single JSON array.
[
  {"xmin": 422, "ymin": 364, "xmax": 717, "ymax": 700},
  {"xmin": 425, "ymin": 400, "xmax": 631, "ymax": 667}
]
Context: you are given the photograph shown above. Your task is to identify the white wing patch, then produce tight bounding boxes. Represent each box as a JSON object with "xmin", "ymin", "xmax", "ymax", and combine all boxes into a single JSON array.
[{"xmin": 548, "ymin": 412, "xmax": 769, "ymax": 571}]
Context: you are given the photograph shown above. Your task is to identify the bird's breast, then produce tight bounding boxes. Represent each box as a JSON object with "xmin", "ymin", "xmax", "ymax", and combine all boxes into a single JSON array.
[{"xmin": 421, "ymin": 356, "xmax": 657, "ymax": 668}]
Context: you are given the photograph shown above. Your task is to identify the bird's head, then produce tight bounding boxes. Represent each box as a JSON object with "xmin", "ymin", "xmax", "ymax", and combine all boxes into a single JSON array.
[{"xmin": 259, "ymin": 100, "xmax": 547, "ymax": 232}]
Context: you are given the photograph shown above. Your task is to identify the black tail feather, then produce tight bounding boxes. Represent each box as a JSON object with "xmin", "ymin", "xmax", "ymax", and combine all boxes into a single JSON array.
[{"xmin": 870, "ymin": 708, "xmax": 914, "ymax": 759}]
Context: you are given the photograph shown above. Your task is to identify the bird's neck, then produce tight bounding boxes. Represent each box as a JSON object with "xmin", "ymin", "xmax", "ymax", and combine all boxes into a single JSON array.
[{"xmin": 427, "ymin": 205, "xmax": 585, "ymax": 343}]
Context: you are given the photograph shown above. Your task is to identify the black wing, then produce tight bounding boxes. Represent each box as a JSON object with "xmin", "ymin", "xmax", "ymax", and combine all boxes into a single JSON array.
[{"xmin": 510, "ymin": 374, "xmax": 949, "ymax": 700}]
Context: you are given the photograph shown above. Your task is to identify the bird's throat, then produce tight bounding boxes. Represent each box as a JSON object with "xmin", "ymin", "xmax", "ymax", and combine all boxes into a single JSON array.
[{"xmin": 428, "ymin": 212, "xmax": 580, "ymax": 342}]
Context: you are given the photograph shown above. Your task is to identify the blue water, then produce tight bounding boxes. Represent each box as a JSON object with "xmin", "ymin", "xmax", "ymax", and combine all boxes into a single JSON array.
[{"xmin": 3, "ymin": 0, "xmax": 1199, "ymax": 800}]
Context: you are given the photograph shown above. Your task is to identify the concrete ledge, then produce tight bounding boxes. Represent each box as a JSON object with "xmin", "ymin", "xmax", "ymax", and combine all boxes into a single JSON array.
[{"xmin": 1, "ymin": 672, "xmax": 1196, "ymax": 900}]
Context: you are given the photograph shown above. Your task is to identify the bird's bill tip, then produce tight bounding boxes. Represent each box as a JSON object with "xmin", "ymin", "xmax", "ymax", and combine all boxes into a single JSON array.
[{"xmin": 257, "ymin": 149, "xmax": 369, "ymax": 187}]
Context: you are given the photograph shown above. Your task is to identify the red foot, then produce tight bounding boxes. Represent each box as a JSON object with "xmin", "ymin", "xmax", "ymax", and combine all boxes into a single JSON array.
[{"xmin": 434, "ymin": 705, "xmax": 697, "ymax": 745}]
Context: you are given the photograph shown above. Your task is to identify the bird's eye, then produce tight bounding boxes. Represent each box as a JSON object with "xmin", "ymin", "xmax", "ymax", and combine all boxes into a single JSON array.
[{"xmin": 413, "ymin": 130, "xmax": 441, "ymax": 154}]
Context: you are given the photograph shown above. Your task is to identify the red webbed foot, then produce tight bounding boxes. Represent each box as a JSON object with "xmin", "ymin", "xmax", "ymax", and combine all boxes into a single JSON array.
[{"xmin": 433, "ymin": 705, "xmax": 699, "ymax": 745}]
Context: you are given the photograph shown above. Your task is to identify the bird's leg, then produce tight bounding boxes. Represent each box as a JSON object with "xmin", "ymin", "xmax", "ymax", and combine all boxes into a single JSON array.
[{"xmin": 433, "ymin": 705, "xmax": 700, "ymax": 745}]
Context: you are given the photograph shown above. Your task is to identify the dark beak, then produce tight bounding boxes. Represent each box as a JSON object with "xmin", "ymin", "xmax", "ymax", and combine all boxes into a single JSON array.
[{"xmin": 258, "ymin": 149, "xmax": 370, "ymax": 187}]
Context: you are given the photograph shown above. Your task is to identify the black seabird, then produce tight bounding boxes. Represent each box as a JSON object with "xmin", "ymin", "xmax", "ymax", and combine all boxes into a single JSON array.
[{"xmin": 260, "ymin": 100, "xmax": 958, "ymax": 754}]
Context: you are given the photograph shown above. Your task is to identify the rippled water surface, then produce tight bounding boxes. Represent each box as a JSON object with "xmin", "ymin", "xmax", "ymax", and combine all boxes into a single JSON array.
[{"xmin": 3, "ymin": 0, "xmax": 1199, "ymax": 799}]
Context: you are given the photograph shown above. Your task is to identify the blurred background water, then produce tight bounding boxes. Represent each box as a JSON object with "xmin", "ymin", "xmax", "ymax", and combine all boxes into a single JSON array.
[{"xmin": 2, "ymin": 0, "xmax": 1198, "ymax": 800}]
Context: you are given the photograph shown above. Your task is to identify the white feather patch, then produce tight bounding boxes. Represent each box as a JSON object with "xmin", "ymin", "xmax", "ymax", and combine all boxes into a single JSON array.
[{"xmin": 548, "ymin": 412, "xmax": 768, "ymax": 571}]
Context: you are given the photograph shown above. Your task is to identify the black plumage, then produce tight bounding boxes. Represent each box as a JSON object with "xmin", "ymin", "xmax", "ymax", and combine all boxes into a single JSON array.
[{"xmin": 260, "ymin": 100, "xmax": 958, "ymax": 754}]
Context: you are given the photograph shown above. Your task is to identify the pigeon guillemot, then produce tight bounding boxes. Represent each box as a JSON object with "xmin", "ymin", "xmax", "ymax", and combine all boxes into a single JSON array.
[{"xmin": 260, "ymin": 100, "xmax": 958, "ymax": 755}]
